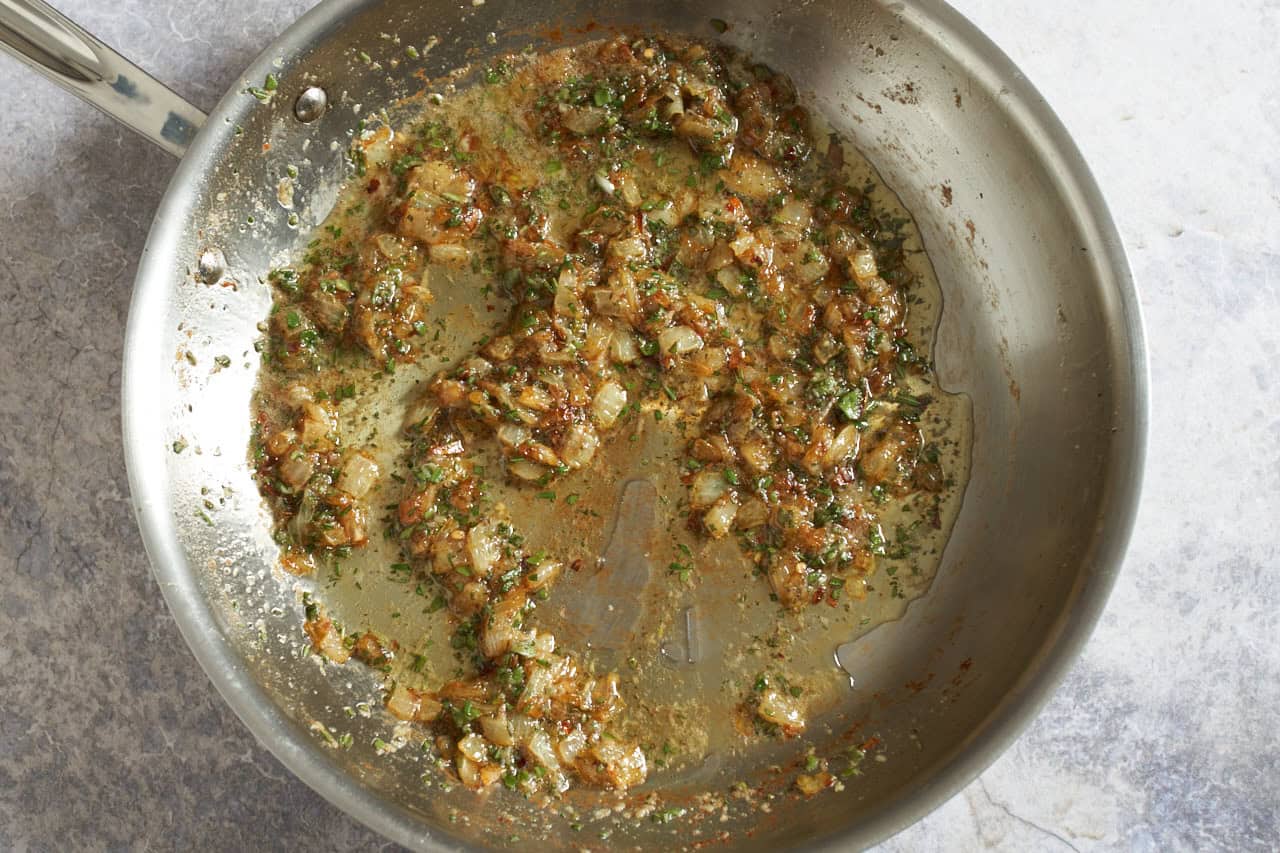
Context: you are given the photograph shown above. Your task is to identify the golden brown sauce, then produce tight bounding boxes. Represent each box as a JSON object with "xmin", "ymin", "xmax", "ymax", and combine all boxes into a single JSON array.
[{"xmin": 252, "ymin": 33, "xmax": 970, "ymax": 799}]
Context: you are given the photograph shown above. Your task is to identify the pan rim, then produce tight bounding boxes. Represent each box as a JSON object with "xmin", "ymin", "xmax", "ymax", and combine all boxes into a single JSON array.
[{"xmin": 121, "ymin": 0, "xmax": 1148, "ymax": 849}]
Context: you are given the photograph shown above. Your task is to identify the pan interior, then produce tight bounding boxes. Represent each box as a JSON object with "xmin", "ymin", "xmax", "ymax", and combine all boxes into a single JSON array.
[{"xmin": 123, "ymin": 0, "xmax": 1143, "ymax": 849}]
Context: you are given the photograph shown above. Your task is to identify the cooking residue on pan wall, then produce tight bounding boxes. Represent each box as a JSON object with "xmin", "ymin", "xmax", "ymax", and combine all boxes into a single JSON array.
[{"xmin": 251, "ymin": 33, "xmax": 970, "ymax": 804}]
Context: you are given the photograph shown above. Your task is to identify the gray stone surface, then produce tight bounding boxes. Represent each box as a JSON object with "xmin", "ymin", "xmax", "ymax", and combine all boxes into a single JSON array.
[{"xmin": 0, "ymin": 1, "xmax": 1276, "ymax": 850}]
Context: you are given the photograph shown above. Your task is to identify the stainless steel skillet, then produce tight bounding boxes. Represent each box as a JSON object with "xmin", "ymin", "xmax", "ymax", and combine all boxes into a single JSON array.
[{"xmin": 0, "ymin": 0, "xmax": 1147, "ymax": 848}]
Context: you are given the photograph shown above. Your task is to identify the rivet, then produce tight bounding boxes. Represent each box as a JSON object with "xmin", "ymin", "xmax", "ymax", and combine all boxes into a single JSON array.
[
  {"xmin": 196, "ymin": 248, "xmax": 226, "ymax": 284},
  {"xmin": 294, "ymin": 86, "xmax": 328, "ymax": 123}
]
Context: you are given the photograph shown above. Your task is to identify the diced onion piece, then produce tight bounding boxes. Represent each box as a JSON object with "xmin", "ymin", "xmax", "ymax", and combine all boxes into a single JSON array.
[
  {"xmin": 729, "ymin": 232, "xmax": 758, "ymax": 260},
  {"xmin": 466, "ymin": 519, "xmax": 502, "ymax": 576},
  {"xmin": 561, "ymin": 105, "xmax": 609, "ymax": 134},
  {"xmin": 644, "ymin": 201, "xmax": 678, "ymax": 228},
  {"xmin": 824, "ymin": 424, "xmax": 862, "ymax": 467},
  {"xmin": 553, "ymin": 267, "xmax": 579, "ymax": 316},
  {"xmin": 531, "ymin": 630, "xmax": 555, "ymax": 656},
  {"xmin": 767, "ymin": 554, "xmax": 808, "ymax": 610},
  {"xmin": 609, "ymin": 330, "xmax": 640, "ymax": 363},
  {"xmin": 539, "ymin": 341, "xmax": 576, "ymax": 365},
  {"xmin": 796, "ymin": 772, "xmax": 834, "ymax": 795},
  {"xmin": 517, "ymin": 655, "xmax": 571, "ymax": 715},
  {"xmin": 508, "ymin": 714, "xmax": 536, "ymax": 745},
  {"xmin": 417, "ymin": 694, "xmax": 443, "ymax": 722},
  {"xmin": 607, "ymin": 235, "xmax": 647, "ymax": 265},
  {"xmin": 582, "ymin": 741, "xmax": 648, "ymax": 789},
  {"xmin": 674, "ymin": 112, "xmax": 721, "ymax": 143},
  {"xmin": 851, "ymin": 249, "xmax": 878, "ymax": 283},
  {"xmin": 556, "ymin": 727, "xmax": 587, "ymax": 764},
  {"xmin": 517, "ymin": 384, "xmax": 553, "ymax": 412},
  {"xmin": 524, "ymin": 559, "xmax": 562, "ymax": 590},
  {"xmin": 408, "ymin": 160, "xmax": 474, "ymax": 201},
  {"xmin": 716, "ymin": 265, "xmax": 744, "ymax": 295},
  {"xmin": 284, "ymin": 384, "xmax": 314, "ymax": 407},
  {"xmin": 508, "ymin": 458, "xmax": 546, "ymax": 481},
  {"xmin": 478, "ymin": 763, "xmax": 504, "ymax": 788},
  {"xmin": 480, "ymin": 711, "xmax": 514, "ymax": 747},
  {"xmin": 457, "ymin": 755, "xmax": 480, "ymax": 789},
  {"xmin": 774, "ymin": 198, "xmax": 812, "ymax": 229},
  {"xmin": 758, "ymin": 689, "xmax": 806, "ymax": 735},
  {"xmin": 658, "ymin": 325, "xmax": 703, "ymax": 356},
  {"xmin": 592, "ymin": 380, "xmax": 628, "ymax": 428},
  {"xmin": 681, "ymin": 74, "xmax": 714, "ymax": 99},
  {"xmin": 278, "ymin": 455, "xmax": 314, "ymax": 489},
  {"xmin": 300, "ymin": 401, "xmax": 336, "ymax": 447},
  {"xmin": 705, "ymin": 240, "xmax": 735, "ymax": 272},
  {"xmin": 522, "ymin": 442, "xmax": 561, "ymax": 468},
  {"xmin": 525, "ymin": 730, "xmax": 565, "ymax": 780},
  {"xmin": 553, "ymin": 288, "xmax": 578, "ymax": 318},
  {"xmin": 387, "ymin": 682, "xmax": 422, "ymax": 721},
  {"xmin": 860, "ymin": 422, "xmax": 918, "ymax": 485},
  {"xmin": 560, "ymin": 422, "xmax": 599, "ymax": 469},
  {"xmin": 659, "ymin": 83, "xmax": 684, "ymax": 118},
  {"xmin": 593, "ymin": 675, "xmax": 623, "ymax": 721},
  {"xmin": 690, "ymin": 470, "xmax": 729, "ymax": 509},
  {"xmin": 458, "ymin": 733, "xmax": 489, "ymax": 764},
  {"xmin": 434, "ymin": 378, "xmax": 469, "ymax": 408},
  {"xmin": 564, "ymin": 372, "xmax": 591, "ymax": 406},
  {"xmin": 689, "ymin": 346, "xmax": 727, "ymax": 380},
  {"xmin": 519, "ymin": 660, "xmax": 553, "ymax": 709},
  {"xmin": 266, "ymin": 428, "xmax": 297, "ymax": 457},
  {"xmin": 428, "ymin": 243, "xmax": 470, "ymax": 266},
  {"xmin": 338, "ymin": 452, "xmax": 379, "ymax": 498},
  {"xmin": 723, "ymin": 152, "xmax": 784, "ymax": 199},
  {"xmin": 360, "ymin": 126, "xmax": 395, "ymax": 168},
  {"xmin": 451, "ymin": 581, "xmax": 488, "ymax": 618},
  {"xmin": 373, "ymin": 233, "xmax": 408, "ymax": 260},
  {"xmin": 736, "ymin": 498, "xmax": 769, "ymax": 529},
  {"xmin": 480, "ymin": 591, "xmax": 529, "ymax": 660},
  {"xmin": 340, "ymin": 506, "xmax": 368, "ymax": 547},
  {"xmin": 795, "ymin": 241, "xmax": 830, "ymax": 284},
  {"xmin": 582, "ymin": 321, "xmax": 612, "ymax": 361},
  {"xmin": 813, "ymin": 334, "xmax": 844, "ymax": 366},
  {"xmin": 529, "ymin": 732, "xmax": 570, "ymax": 788},
  {"xmin": 704, "ymin": 495, "xmax": 738, "ymax": 539},
  {"xmin": 738, "ymin": 437, "xmax": 774, "ymax": 473},
  {"xmin": 597, "ymin": 269, "xmax": 638, "ymax": 319},
  {"xmin": 805, "ymin": 281, "xmax": 833, "ymax": 308},
  {"xmin": 730, "ymin": 231, "xmax": 773, "ymax": 269},
  {"xmin": 616, "ymin": 175, "xmax": 642, "ymax": 208},
  {"xmin": 458, "ymin": 353, "xmax": 491, "ymax": 376},
  {"xmin": 594, "ymin": 172, "xmax": 616, "ymax": 194},
  {"xmin": 691, "ymin": 435, "xmax": 733, "ymax": 463},
  {"xmin": 496, "ymin": 423, "xmax": 531, "ymax": 448},
  {"xmin": 673, "ymin": 188, "xmax": 698, "ymax": 219},
  {"xmin": 304, "ymin": 617, "xmax": 350, "ymax": 664}
]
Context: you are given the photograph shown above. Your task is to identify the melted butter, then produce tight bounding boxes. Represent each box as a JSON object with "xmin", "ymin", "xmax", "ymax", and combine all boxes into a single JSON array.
[{"xmin": 276, "ymin": 39, "xmax": 971, "ymax": 779}]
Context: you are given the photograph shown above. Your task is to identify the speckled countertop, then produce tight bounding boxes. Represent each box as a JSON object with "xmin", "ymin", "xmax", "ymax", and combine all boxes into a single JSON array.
[{"xmin": 1, "ymin": 1, "xmax": 1276, "ymax": 850}]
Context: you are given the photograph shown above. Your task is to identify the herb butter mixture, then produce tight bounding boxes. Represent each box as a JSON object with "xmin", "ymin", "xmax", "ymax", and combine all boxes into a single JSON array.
[{"xmin": 253, "ymin": 34, "xmax": 966, "ymax": 799}]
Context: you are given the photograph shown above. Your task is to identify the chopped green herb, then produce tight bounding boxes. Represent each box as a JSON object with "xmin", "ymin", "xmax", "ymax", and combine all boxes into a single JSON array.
[{"xmin": 837, "ymin": 389, "xmax": 863, "ymax": 420}]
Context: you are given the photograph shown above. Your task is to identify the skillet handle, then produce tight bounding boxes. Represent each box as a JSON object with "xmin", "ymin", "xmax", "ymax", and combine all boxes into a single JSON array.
[{"xmin": 0, "ymin": 0, "xmax": 206, "ymax": 158}]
